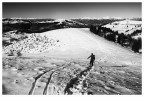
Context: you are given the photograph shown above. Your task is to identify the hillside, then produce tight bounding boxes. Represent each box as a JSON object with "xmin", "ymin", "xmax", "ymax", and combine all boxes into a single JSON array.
[
  {"xmin": 90, "ymin": 19, "xmax": 142, "ymax": 53},
  {"xmin": 3, "ymin": 28, "xmax": 141, "ymax": 60},
  {"xmin": 2, "ymin": 28, "xmax": 141, "ymax": 95},
  {"xmin": 103, "ymin": 19, "xmax": 142, "ymax": 36}
]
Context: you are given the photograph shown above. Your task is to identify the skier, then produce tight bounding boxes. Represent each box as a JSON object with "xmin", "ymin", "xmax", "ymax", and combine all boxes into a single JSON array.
[{"xmin": 87, "ymin": 53, "xmax": 95, "ymax": 66}]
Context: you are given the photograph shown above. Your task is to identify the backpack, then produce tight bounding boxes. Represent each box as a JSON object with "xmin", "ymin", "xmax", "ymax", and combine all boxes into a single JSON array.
[{"xmin": 92, "ymin": 55, "xmax": 95, "ymax": 60}]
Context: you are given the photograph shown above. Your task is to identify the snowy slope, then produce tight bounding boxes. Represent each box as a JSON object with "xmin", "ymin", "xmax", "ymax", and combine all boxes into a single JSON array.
[
  {"xmin": 3, "ymin": 28, "xmax": 141, "ymax": 66},
  {"xmin": 103, "ymin": 19, "xmax": 142, "ymax": 35},
  {"xmin": 44, "ymin": 28, "xmax": 141, "ymax": 65}
]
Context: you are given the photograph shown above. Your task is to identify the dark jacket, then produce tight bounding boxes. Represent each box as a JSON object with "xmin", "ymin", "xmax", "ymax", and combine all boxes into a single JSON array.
[{"xmin": 88, "ymin": 54, "xmax": 95, "ymax": 61}]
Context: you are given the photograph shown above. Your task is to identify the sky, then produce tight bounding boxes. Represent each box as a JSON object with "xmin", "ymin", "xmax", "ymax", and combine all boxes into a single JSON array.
[{"xmin": 2, "ymin": 2, "xmax": 142, "ymax": 19}]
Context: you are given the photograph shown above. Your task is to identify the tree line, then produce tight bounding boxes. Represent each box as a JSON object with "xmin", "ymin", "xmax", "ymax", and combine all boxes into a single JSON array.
[{"xmin": 90, "ymin": 25, "xmax": 142, "ymax": 53}]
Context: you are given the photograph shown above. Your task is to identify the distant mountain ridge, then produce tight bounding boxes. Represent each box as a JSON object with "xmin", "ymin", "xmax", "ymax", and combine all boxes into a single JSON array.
[{"xmin": 3, "ymin": 17, "xmax": 125, "ymax": 34}]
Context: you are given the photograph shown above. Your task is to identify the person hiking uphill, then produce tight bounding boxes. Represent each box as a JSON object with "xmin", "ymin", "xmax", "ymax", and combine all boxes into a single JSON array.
[{"xmin": 87, "ymin": 53, "xmax": 95, "ymax": 66}]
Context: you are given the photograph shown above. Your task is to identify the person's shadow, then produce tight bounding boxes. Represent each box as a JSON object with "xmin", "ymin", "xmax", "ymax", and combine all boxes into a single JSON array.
[{"xmin": 2, "ymin": 84, "xmax": 9, "ymax": 94}]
